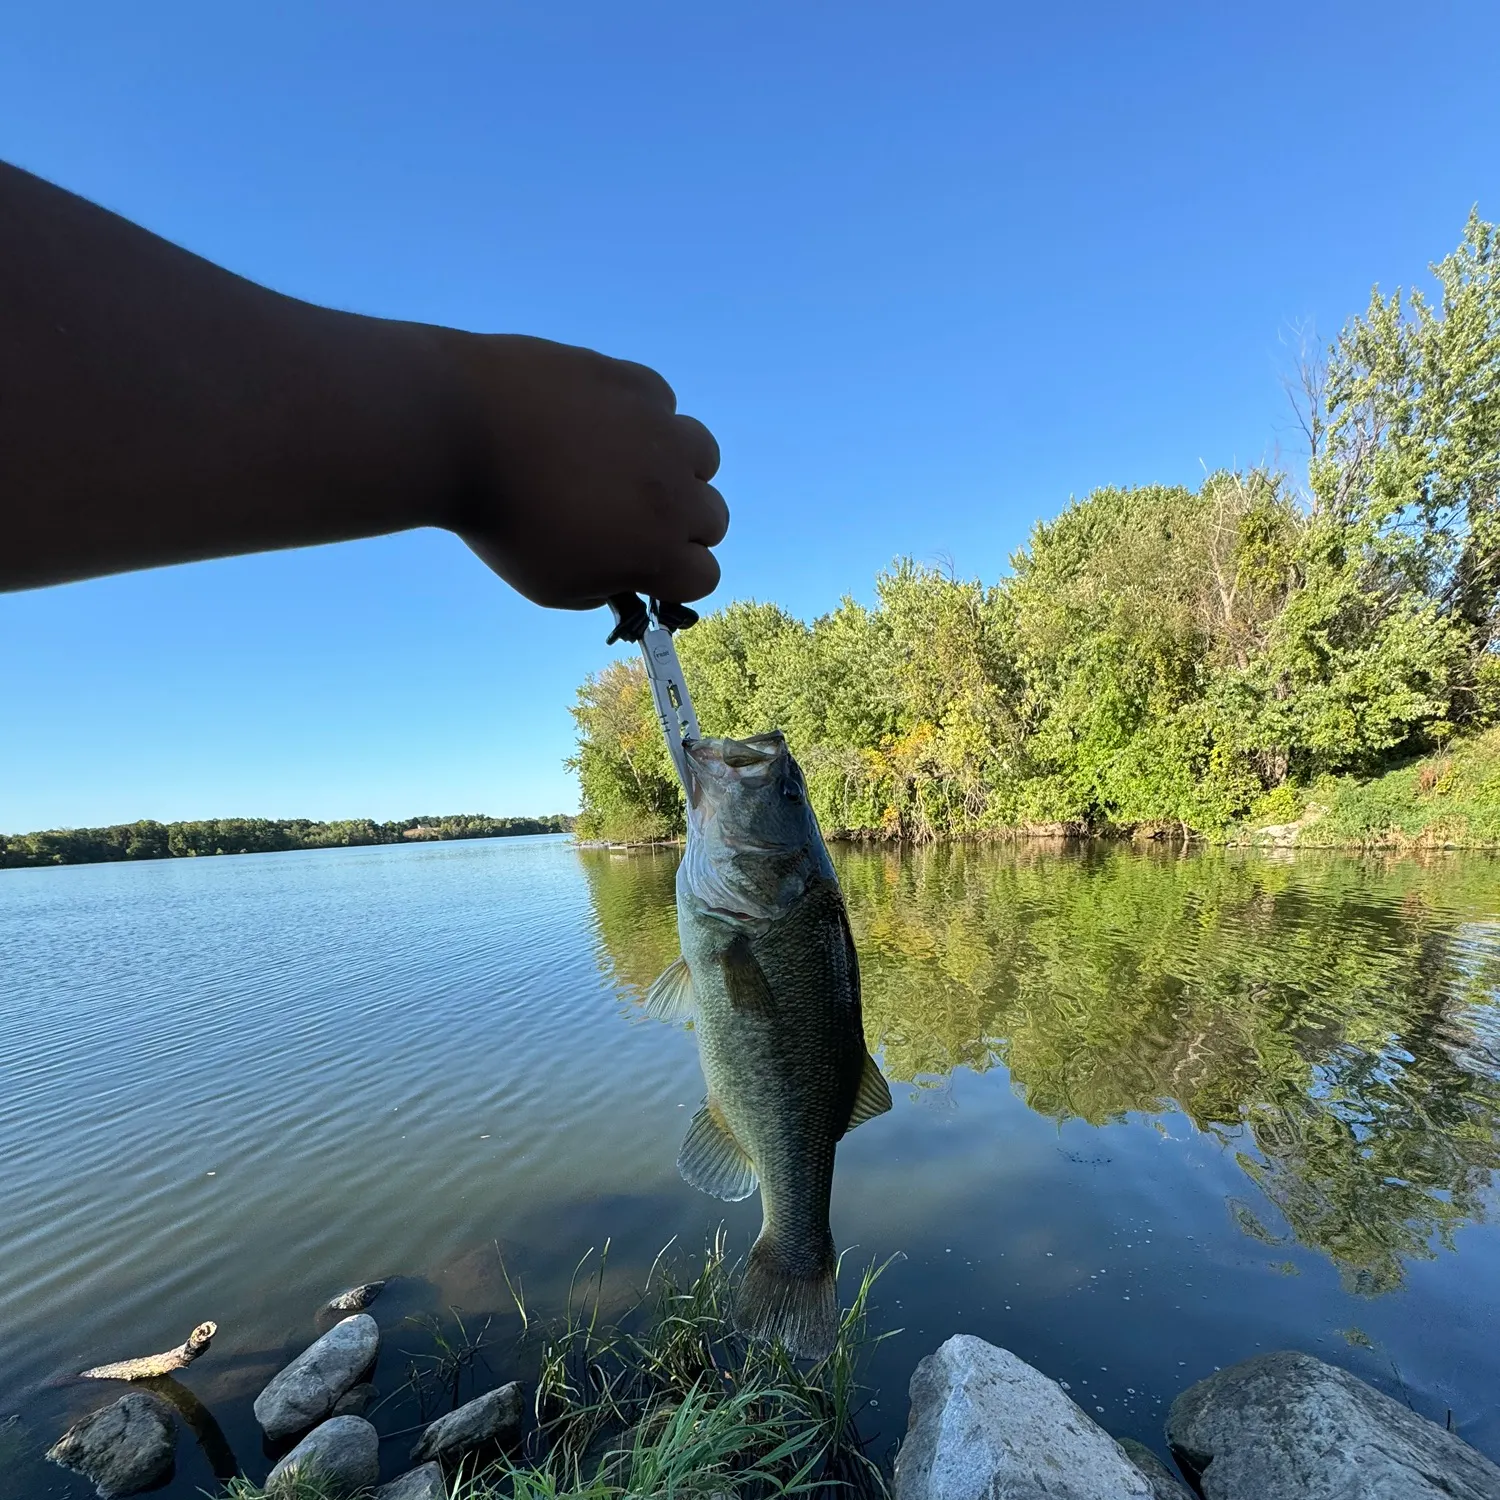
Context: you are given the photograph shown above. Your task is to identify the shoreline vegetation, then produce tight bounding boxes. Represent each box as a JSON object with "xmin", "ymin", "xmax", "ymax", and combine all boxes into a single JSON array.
[
  {"xmin": 0, "ymin": 814, "xmax": 575, "ymax": 871},
  {"xmin": 571, "ymin": 213, "xmax": 1500, "ymax": 851},
  {"xmin": 54, "ymin": 1238, "xmax": 1497, "ymax": 1499},
  {"xmin": 200, "ymin": 1237, "xmax": 888, "ymax": 1500},
  {"xmin": 580, "ymin": 725, "xmax": 1500, "ymax": 852}
]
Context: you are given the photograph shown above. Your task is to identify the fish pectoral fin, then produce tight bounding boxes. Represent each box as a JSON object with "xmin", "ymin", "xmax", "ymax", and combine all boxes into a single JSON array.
[
  {"xmin": 644, "ymin": 956, "xmax": 695, "ymax": 1020},
  {"xmin": 678, "ymin": 1101, "xmax": 759, "ymax": 1202},
  {"xmin": 721, "ymin": 936, "xmax": 776, "ymax": 1017},
  {"xmin": 845, "ymin": 1051, "xmax": 893, "ymax": 1132}
]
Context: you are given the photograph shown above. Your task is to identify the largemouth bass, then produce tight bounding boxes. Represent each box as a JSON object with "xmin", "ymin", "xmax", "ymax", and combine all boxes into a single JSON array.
[{"xmin": 645, "ymin": 731, "xmax": 891, "ymax": 1359}]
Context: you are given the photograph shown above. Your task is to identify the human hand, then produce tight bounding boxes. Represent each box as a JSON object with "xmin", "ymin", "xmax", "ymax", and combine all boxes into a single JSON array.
[{"xmin": 440, "ymin": 333, "xmax": 728, "ymax": 610}]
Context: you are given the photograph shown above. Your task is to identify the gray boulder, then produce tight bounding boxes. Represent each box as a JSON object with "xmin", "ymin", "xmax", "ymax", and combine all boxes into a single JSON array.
[
  {"xmin": 265, "ymin": 1415, "xmax": 380, "ymax": 1497},
  {"xmin": 45, "ymin": 1392, "xmax": 176, "ymax": 1498},
  {"xmin": 894, "ymin": 1335, "xmax": 1154, "ymax": 1500},
  {"xmin": 254, "ymin": 1313, "xmax": 381, "ymax": 1440},
  {"xmin": 1118, "ymin": 1439, "xmax": 1195, "ymax": 1500},
  {"xmin": 375, "ymin": 1463, "xmax": 447, "ymax": 1500},
  {"xmin": 411, "ymin": 1380, "xmax": 523, "ymax": 1463},
  {"xmin": 1168, "ymin": 1350, "xmax": 1500, "ymax": 1499}
]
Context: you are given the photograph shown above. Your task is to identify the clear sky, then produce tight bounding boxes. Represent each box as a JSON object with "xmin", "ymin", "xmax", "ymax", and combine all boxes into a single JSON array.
[{"xmin": 3, "ymin": 1, "xmax": 1497, "ymax": 830}]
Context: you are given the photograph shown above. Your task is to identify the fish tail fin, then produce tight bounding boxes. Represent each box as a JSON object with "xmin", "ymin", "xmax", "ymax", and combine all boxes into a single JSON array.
[{"xmin": 735, "ymin": 1230, "xmax": 838, "ymax": 1361}]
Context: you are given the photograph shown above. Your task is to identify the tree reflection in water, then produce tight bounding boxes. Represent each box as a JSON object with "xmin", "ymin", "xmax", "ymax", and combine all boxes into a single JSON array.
[{"xmin": 581, "ymin": 842, "xmax": 1500, "ymax": 1297}]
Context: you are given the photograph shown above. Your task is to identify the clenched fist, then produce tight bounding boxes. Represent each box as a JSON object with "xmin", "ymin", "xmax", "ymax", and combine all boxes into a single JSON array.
[{"xmin": 441, "ymin": 335, "xmax": 727, "ymax": 609}]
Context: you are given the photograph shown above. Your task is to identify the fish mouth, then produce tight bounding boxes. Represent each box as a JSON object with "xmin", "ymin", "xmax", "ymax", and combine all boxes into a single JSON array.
[
  {"xmin": 685, "ymin": 733, "xmax": 787, "ymax": 770},
  {"xmin": 684, "ymin": 734, "xmax": 788, "ymax": 811}
]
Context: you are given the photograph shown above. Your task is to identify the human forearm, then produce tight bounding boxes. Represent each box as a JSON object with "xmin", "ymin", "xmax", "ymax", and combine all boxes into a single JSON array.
[
  {"xmin": 0, "ymin": 161, "xmax": 726, "ymax": 605},
  {"xmin": 1, "ymin": 161, "xmax": 467, "ymax": 589}
]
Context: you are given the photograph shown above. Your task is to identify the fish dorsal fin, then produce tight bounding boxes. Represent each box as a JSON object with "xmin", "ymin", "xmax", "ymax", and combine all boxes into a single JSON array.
[
  {"xmin": 679, "ymin": 1101, "xmax": 759, "ymax": 1201},
  {"xmin": 644, "ymin": 956, "xmax": 695, "ymax": 1020},
  {"xmin": 722, "ymin": 935, "xmax": 776, "ymax": 1017},
  {"xmin": 845, "ymin": 1051, "xmax": 892, "ymax": 1132}
]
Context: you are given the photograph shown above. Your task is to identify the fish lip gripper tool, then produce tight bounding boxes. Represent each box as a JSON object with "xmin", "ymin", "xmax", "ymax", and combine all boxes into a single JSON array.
[{"xmin": 606, "ymin": 594, "xmax": 701, "ymax": 791}]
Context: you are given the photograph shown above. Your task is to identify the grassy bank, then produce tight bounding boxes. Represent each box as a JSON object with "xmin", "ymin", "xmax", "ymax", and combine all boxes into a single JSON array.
[
  {"xmin": 577, "ymin": 732, "xmax": 1500, "ymax": 851},
  {"xmin": 1233, "ymin": 727, "xmax": 1500, "ymax": 850},
  {"xmin": 222, "ymin": 1235, "xmax": 889, "ymax": 1500}
]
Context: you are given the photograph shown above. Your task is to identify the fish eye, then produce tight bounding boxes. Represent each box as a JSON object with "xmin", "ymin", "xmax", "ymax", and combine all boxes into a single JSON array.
[{"xmin": 782, "ymin": 780, "xmax": 804, "ymax": 803}]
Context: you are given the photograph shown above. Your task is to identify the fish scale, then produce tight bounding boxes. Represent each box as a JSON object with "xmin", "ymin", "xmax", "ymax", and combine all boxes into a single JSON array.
[{"xmin": 648, "ymin": 731, "xmax": 892, "ymax": 1359}]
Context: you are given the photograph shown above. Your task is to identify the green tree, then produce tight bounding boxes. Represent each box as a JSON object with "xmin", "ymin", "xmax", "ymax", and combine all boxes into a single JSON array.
[{"xmin": 569, "ymin": 213, "xmax": 1498, "ymax": 843}]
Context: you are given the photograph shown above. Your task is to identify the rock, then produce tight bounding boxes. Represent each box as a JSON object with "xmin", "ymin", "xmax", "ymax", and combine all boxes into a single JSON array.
[
  {"xmin": 410, "ymin": 1380, "xmax": 523, "ymax": 1463},
  {"xmin": 1118, "ymin": 1439, "xmax": 1195, "ymax": 1500},
  {"xmin": 894, "ymin": 1335, "xmax": 1153, "ymax": 1500},
  {"xmin": 265, "ymin": 1415, "xmax": 380, "ymax": 1497},
  {"xmin": 325, "ymin": 1281, "xmax": 386, "ymax": 1315},
  {"xmin": 333, "ymin": 1382, "xmax": 378, "ymax": 1417},
  {"xmin": 1168, "ymin": 1350, "xmax": 1500, "ymax": 1500},
  {"xmin": 375, "ymin": 1463, "xmax": 447, "ymax": 1500},
  {"xmin": 254, "ymin": 1314, "xmax": 381, "ymax": 1441},
  {"xmin": 45, "ymin": 1392, "xmax": 176, "ymax": 1498}
]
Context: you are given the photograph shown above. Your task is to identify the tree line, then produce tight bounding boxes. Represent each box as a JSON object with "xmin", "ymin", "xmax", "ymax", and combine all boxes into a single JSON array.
[
  {"xmin": 572, "ymin": 212, "xmax": 1500, "ymax": 843},
  {"xmin": 0, "ymin": 813, "xmax": 574, "ymax": 869}
]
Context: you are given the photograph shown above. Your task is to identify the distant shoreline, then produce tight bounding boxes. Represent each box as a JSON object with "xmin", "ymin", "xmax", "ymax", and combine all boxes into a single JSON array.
[{"xmin": 0, "ymin": 813, "xmax": 576, "ymax": 871}]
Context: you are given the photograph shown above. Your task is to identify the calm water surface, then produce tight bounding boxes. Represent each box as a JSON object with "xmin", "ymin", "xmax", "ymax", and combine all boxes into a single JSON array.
[{"xmin": 3, "ymin": 836, "xmax": 1499, "ymax": 1494}]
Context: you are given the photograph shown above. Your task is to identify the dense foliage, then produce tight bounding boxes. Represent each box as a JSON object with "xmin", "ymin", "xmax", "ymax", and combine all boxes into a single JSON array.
[
  {"xmin": 0, "ymin": 813, "xmax": 573, "ymax": 869},
  {"xmin": 572, "ymin": 213, "xmax": 1500, "ymax": 843}
]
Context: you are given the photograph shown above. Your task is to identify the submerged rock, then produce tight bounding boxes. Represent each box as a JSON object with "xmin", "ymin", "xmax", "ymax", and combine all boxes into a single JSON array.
[
  {"xmin": 894, "ymin": 1335, "xmax": 1154, "ymax": 1500},
  {"xmin": 324, "ymin": 1281, "xmax": 386, "ymax": 1315},
  {"xmin": 253, "ymin": 1314, "xmax": 380, "ymax": 1441},
  {"xmin": 1168, "ymin": 1350, "xmax": 1500, "ymax": 1500},
  {"xmin": 46, "ymin": 1392, "xmax": 176, "ymax": 1498},
  {"xmin": 265, "ymin": 1415, "xmax": 379, "ymax": 1497},
  {"xmin": 375, "ymin": 1463, "xmax": 446, "ymax": 1500},
  {"xmin": 1118, "ymin": 1439, "xmax": 1195, "ymax": 1500},
  {"xmin": 332, "ymin": 1381, "xmax": 378, "ymax": 1417},
  {"xmin": 410, "ymin": 1380, "xmax": 523, "ymax": 1463}
]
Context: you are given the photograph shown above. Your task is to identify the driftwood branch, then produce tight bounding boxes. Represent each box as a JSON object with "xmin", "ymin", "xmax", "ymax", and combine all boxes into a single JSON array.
[{"xmin": 79, "ymin": 1321, "xmax": 217, "ymax": 1380}]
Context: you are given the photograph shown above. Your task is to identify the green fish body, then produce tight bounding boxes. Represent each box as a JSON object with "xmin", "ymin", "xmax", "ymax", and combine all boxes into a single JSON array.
[{"xmin": 646, "ymin": 732, "xmax": 891, "ymax": 1359}]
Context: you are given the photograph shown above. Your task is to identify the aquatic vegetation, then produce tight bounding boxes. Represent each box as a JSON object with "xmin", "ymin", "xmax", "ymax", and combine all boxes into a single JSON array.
[
  {"xmin": 218, "ymin": 1236, "xmax": 891, "ymax": 1500},
  {"xmin": 222, "ymin": 1474, "xmax": 349, "ymax": 1500},
  {"xmin": 501, "ymin": 1232, "xmax": 891, "ymax": 1500}
]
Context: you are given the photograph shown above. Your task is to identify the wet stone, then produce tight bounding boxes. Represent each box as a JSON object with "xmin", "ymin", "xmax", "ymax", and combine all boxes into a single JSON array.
[
  {"xmin": 332, "ymin": 1382, "xmax": 378, "ymax": 1417},
  {"xmin": 1168, "ymin": 1350, "xmax": 1500, "ymax": 1500},
  {"xmin": 1118, "ymin": 1439, "xmax": 1195, "ymax": 1500},
  {"xmin": 411, "ymin": 1380, "xmax": 523, "ymax": 1463},
  {"xmin": 265, "ymin": 1415, "xmax": 380, "ymax": 1497},
  {"xmin": 324, "ymin": 1281, "xmax": 386, "ymax": 1315},
  {"xmin": 894, "ymin": 1335, "xmax": 1153, "ymax": 1500},
  {"xmin": 375, "ymin": 1463, "xmax": 446, "ymax": 1500},
  {"xmin": 46, "ymin": 1392, "xmax": 176, "ymax": 1499},
  {"xmin": 254, "ymin": 1313, "xmax": 380, "ymax": 1441}
]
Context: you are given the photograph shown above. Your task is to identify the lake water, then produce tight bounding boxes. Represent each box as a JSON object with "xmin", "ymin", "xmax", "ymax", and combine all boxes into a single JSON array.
[{"xmin": 3, "ymin": 836, "xmax": 1499, "ymax": 1495}]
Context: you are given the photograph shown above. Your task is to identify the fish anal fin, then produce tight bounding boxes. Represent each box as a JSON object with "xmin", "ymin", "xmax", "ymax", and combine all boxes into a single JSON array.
[
  {"xmin": 845, "ymin": 1051, "xmax": 892, "ymax": 1132},
  {"xmin": 678, "ymin": 1100, "xmax": 758, "ymax": 1202},
  {"xmin": 722, "ymin": 936, "xmax": 776, "ymax": 1017},
  {"xmin": 644, "ymin": 956, "xmax": 695, "ymax": 1020}
]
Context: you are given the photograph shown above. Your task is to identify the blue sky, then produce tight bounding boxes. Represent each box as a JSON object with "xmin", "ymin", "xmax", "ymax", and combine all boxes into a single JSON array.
[{"xmin": 3, "ymin": 1, "xmax": 1497, "ymax": 829}]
